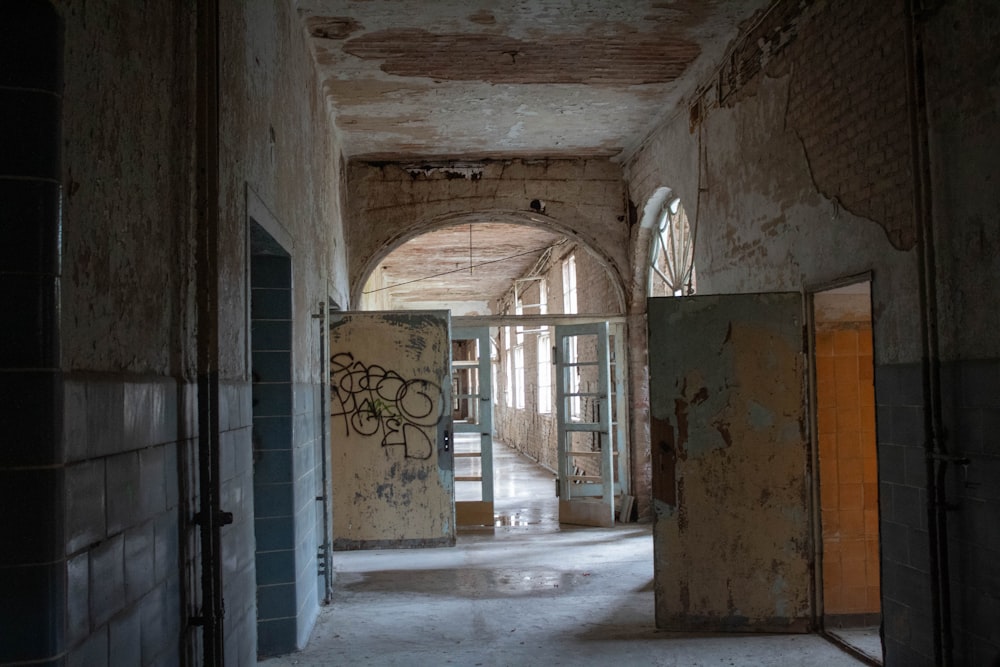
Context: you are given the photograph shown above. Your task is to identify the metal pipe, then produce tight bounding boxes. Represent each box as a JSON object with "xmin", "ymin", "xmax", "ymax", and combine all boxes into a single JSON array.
[
  {"xmin": 903, "ymin": 0, "xmax": 952, "ymax": 664},
  {"xmin": 195, "ymin": 0, "xmax": 224, "ymax": 662},
  {"xmin": 314, "ymin": 300, "xmax": 334, "ymax": 603}
]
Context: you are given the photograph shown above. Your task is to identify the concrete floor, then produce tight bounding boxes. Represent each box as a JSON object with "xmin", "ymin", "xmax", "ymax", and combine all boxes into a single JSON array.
[
  {"xmin": 828, "ymin": 627, "xmax": 883, "ymax": 664},
  {"xmin": 260, "ymin": 442, "xmax": 866, "ymax": 666}
]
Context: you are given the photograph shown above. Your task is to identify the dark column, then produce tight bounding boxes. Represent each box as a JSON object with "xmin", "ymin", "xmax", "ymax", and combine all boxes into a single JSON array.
[{"xmin": 0, "ymin": 1, "xmax": 66, "ymax": 663}]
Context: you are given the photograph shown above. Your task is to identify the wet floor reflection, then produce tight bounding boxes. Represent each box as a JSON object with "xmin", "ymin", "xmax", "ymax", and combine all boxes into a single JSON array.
[
  {"xmin": 341, "ymin": 566, "xmax": 582, "ymax": 597},
  {"xmin": 457, "ymin": 438, "xmax": 560, "ymax": 534},
  {"xmin": 494, "ymin": 512, "xmax": 532, "ymax": 527}
]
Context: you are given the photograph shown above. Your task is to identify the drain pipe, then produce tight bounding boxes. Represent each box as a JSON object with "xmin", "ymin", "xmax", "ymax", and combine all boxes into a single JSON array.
[
  {"xmin": 314, "ymin": 299, "xmax": 334, "ymax": 603},
  {"xmin": 194, "ymin": 0, "xmax": 228, "ymax": 663},
  {"xmin": 903, "ymin": 1, "xmax": 954, "ymax": 664}
]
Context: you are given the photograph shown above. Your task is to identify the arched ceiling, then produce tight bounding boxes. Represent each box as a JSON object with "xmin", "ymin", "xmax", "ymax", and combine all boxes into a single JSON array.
[{"xmin": 363, "ymin": 222, "xmax": 566, "ymax": 315}]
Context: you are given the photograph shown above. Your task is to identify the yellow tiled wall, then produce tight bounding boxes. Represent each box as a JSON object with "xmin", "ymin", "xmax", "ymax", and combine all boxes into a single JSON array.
[{"xmin": 816, "ymin": 325, "xmax": 881, "ymax": 615}]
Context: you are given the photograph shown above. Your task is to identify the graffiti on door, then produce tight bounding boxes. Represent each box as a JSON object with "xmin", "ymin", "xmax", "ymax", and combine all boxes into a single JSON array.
[{"xmin": 330, "ymin": 352, "xmax": 444, "ymax": 460}]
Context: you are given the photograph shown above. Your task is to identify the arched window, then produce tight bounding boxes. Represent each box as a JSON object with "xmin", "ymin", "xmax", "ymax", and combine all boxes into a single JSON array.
[{"xmin": 649, "ymin": 197, "xmax": 696, "ymax": 297}]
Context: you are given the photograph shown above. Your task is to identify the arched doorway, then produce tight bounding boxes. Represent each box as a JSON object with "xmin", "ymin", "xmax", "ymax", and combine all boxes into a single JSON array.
[{"xmin": 354, "ymin": 217, "xmax": 632, "ymax": 530}]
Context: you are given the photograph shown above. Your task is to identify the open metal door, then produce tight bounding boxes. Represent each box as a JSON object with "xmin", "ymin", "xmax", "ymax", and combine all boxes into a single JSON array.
[
  {"xmin": 451, "ymin": 326, "xmax": 494, "ymax": 527},
  {"xmin": 329, "ymin": 311, "xmax": 455, "ymax": 549},
  {"xmin": 647, "ymin": 294, "xmax": 811, "ymax": 632},
  {"xmin": 555, "ymin": 322, "xmax": 615, "ymax": 527}
]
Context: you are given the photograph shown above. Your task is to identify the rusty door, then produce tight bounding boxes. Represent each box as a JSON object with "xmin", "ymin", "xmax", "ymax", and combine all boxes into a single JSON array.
[
  {"xmin": 329, "ymin": 311, "xmax": 454, "ymax": 549},
  {"xmin": 647, "ymin": 294, "xmax": 811, "ymax": 632}
]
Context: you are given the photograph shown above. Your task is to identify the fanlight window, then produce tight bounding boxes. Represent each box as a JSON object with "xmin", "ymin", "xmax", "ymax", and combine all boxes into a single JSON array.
[{"xmin": 649, "ymin": 197, "xmax": 696, "ymax": 297}]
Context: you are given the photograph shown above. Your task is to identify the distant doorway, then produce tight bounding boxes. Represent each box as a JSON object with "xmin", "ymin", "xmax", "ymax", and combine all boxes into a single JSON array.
[
  {"xmin": 452, "ymin": 326, "xmax": 496, "ymax": 527},
  {"xmin": 812, "ymin": 279, "xmax": 883, "ymax": 663}
]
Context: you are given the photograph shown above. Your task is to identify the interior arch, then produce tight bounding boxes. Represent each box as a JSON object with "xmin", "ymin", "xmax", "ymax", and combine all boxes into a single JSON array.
[{"xmin": 353, "ymin": 211, "xmax": 627, "ymax": 314}]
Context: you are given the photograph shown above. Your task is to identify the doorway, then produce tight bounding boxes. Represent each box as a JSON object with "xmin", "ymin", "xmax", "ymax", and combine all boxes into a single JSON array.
[
  {"xmin": 455, "ymin": 315, "xmax": 631, "ymax": 530},
  {"xmin": 812, "ymin": 280, "xmax": 882, "ymax": 662},
  {"xmin": 452, "ymin": 326, "xmax": 495, "ymax": 527},
  {"xmin": 248, "ymin": 220, "xmax": 298, "ymax": 654}
]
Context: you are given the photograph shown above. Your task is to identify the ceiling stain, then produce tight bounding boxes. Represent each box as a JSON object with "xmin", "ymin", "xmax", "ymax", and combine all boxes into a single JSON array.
[
  {"xmin": 301, "ymin": 0, "xmax": 770, "ymax": 159},
  {"xmin": 323, "ymin": 79, "xmax": 432, "ymax": 104},
  {"xmin": 307, "ymin": 16, "xmax": 364, "ymax": 40},
  {"xmin": 468, "ymin": 9, "xmax": 496, "ymax": 25},
  {"xmin": 343, "ymin": 28, "xmax": 702, "ymax": 85},
  {"xmin": 335, "ymin": 114, "xmax": 440, "ymax": 137}
]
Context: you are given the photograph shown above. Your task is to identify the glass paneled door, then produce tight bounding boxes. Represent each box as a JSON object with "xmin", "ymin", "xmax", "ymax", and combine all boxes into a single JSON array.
[
  {"xmin": 452, "ymin": 326, "xmax": 495, "ymax": 526},
  {"xmin": 555, "ymin": 322, "xmax": 617, "ymax": 527}
]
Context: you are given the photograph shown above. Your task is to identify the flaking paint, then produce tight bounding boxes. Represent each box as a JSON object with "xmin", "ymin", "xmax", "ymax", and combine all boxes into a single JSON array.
[
  {"xmin": 648, "ymin": 293, "xmax": 811, "ymax": 632},
  {"xmin": 329, "ymin": 311, "xmax": 455, "ymax": 550}
]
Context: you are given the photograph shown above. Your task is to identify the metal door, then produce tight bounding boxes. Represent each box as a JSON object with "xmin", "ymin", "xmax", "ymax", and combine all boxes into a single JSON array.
[
  {"xmin": 555, "ymin": 322, "xmax": 615, "ymax": 527},
  {"xmin": 451, "ymin": 326, "xmax": 495, "ymax": 526},
  {"xmin": 329, "ymin": 311, "xmax": 455, "ymax": 549},
  {"xmin": 647, "ymin": 294, "xmax": 811, "ymax": 632}
]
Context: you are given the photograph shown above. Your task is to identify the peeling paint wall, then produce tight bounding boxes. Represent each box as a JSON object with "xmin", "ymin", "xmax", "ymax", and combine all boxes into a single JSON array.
[
  {"xmin": 926, "ymin": 0, "xmax": 1000, "ymax": 362},
  {"xmin": 50, "ymin": 0, "xmax": 349, "ymax": 662},
  {"xmin": 220, "ymin": 0, "xmax": 349, "ymax": 379},
  {"xmin": 627, "ymin": 0, "xmax": 921, "ymax": 363},
  {"xmin": 60, "ymin": 2, "xmax": 196, "ymax": 376},
  {"xmin": 55, "ymin": 2, "xmax": 200, "ymax": 664},
  {"xmin": 628, "ymin": 0, "xmax": 1000, "ymax": 663},
  {"xmin": 220, "ymin": 0, "xmax": 348, "ymax": 655}
]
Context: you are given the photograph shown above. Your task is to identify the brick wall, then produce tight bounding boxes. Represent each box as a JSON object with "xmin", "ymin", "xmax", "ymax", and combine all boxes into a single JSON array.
[
  {"xmin": 626, "ymin": 0, "xmax": 919, "ymax": 311},
  {"xmin": 346, "ymin": 159, "xmax": 628, "ymax": 306},
  {"xmin": 693, "ymin": 0, "xmax": 915, "ymax": 250}
]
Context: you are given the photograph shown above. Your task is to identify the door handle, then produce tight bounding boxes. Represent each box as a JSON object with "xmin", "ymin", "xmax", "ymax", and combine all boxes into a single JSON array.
[{"xmin": 443, "ymin": 428, "xmax": 450, "ymax": 452}]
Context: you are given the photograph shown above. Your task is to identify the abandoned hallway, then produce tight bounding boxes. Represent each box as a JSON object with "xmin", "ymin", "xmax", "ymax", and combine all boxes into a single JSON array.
[
  {"xmin": 3, "ymin": 1, "xmax": 999, "ymax": 666},
  {"xmin": 259, "ymin": 442, "xmax": 868, "ymax": 667}
]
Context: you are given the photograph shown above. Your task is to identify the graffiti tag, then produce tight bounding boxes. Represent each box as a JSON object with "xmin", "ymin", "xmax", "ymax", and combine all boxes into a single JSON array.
[{"xmin": 330, "ymin": 352, "xmax": 443, "ymax": 460}]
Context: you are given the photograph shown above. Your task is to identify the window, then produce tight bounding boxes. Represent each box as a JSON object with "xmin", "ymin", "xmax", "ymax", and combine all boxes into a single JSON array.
[
  {"xmin": 515, "ymin": 297, "xmax": 525, "ymax": 345},
  {"xmin": 561, "ymin": 256, "xmax": 581, "ymax": 419},
  {"xmin": 537, "ymin": 332, "xmax": 551, "ymax": 414},
  {"xmin": 513, "ymin": 300, "xmax": 525, "ymax": 409},
  {"xmin": 562, "ymin": 255, "xmax": 577, "ymax": 314},
  {"xmin": 513, "ymin": 345, "xmax": 525, "ymax": 409},
  {"xmin": 504, "ymin": 327, "xmax": 514, "ymax": 408},
  {"xmin": 650, "ymin": 197, "xmax": 696, "ymax": 297},
  {"xmin": 491, "ymin": 335, "xmax": 499, "ymax": 417}
]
